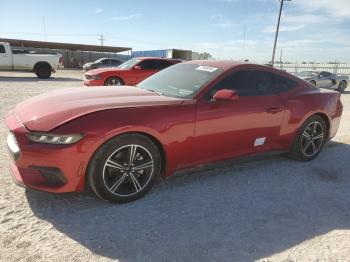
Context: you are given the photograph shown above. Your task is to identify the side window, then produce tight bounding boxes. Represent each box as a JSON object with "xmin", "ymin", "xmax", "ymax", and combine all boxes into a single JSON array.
[
  {"xmin": 111, "ymin": 59, "xmax": 121, "ymax": 65},
  {"xmin": 207, "ymin": 70, "xmax": 276, "ymax": 99},
  {"xmin": 101, "ymin": 59, "xmax": 110, "ymax": 65},
  {"xmin": 139, "ymin": 60, "xmax": 160, "ymax": 70},
  {"xmin": 275, "ymin": 75, "xmax": 297, "ymax": 92},
  {"xmin": 0, "ymin": 45, "xmax": 5, "ymax": 53},
  {"xmin": 156, "ymin": 60, "xmax": 173, "ymax": 69}
]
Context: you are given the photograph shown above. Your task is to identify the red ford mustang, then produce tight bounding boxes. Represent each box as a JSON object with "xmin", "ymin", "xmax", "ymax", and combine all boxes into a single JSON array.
[
  {"xmin": 84, "ymin": 57, "xmax": 181, "ymax": 86},
  {"xmin": 6, "ymin": 61, "xmax": 343, "ymax": 203}
]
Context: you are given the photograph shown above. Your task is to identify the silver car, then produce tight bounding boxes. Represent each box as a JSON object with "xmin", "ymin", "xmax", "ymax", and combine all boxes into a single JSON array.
[{"xmin": 294, "ymin": 71, "xmax": 348, "ymax": 92}]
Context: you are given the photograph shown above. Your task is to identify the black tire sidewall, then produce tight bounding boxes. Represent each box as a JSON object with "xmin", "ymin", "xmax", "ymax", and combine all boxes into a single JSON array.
[
  {"xmin": 290, "ymin": 115, "xmax": 327, "ymax": 161},
  {"xmin": 338, "ymin": 81, "xmax": 347, "ymax": 92},
  {"xmin": 104, "ymin": 77, "xmax": 123, "ymax": 86},
  {"xmin": 36, "ymin": 65, "xmax": 52, "ymax": 79},
  {"xmin": 88, "ymin": 134, "xmax": 161, "ymax": 203}
]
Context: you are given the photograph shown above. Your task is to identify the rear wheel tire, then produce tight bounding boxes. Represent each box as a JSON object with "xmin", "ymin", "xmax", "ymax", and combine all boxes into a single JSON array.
[
  {"xmin": 289, "ymin": 115, "xmax": 327, "ymax": 161},
  {"xmin": 338, "ymin": 80, "xmax": 347, "ymax": 92},
  {"xmin": 104, "ymin": 77, "xmax": 124, "ymax": 86},
  {"xmin": 310, "ymin": 80, "xmax": 316, "ymax": 87},
  {"xmin": 88, "ymin": 134, "xmax": 161, "ymax": 203},
  {"xmin": 35, "ymin": 64, "xmax": 52, "ymax": 79}
]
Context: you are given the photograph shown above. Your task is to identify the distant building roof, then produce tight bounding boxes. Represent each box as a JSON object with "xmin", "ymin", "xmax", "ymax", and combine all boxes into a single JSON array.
[{"xmin": 0, "ymin": 38, "xmax": 131, "ymax": 53}]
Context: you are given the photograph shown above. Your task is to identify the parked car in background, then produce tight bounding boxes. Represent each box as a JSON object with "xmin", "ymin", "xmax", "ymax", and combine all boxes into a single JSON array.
[
  {"xmin": 83, "ymin": 58, "xmax": 123, "ymax": 71},
  {"xmin": 84, "ymin": 57, "xmax": 181, "ymax": 86},
  {"xmin": 294, "ymin": 71, "xmax": 348, "ymax": 92},
  {"xmin": 6, "ymin": 61, "xmax": 342, "ymax": 203},
  {"xmin": 0, "ymin": 42, "xmax": 62, "ymax": 79}
]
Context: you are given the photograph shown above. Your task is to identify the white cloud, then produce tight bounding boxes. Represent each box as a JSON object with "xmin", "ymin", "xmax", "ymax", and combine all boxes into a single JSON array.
[
  {"xmin": 293, "ymin": 0, "xmax": 350, "ymax": 18},
  {"xmin": 214, "ymin": 22, "xmax": 236, "ymax": 28},
  {"xmin": 111, "ymin": 13, "xmax": 143, "ymax": 21},
  {"xmin": 95, "ymin": 8, "xmax": 103, "ymax": 14},
  {"xmin": 263, "ymin": 24, "xmax": 306, "ymax": 33},
  {"xmin": 209, "ymin": 13, "xmax": 235, "ymax": 28}
]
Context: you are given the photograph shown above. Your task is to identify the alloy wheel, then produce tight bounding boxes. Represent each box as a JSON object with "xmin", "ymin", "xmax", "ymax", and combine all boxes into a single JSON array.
[
  {"xmin": 106, "ymin": 78, "xmax": 122, "ymax": 86},
  {"xmin": 102, "ymin": 145, "xmax": 154, "ymax": 196},
  {"xmin": 339, "ymin": 81, "xmax": 347, "ymax": 92},
  {"xmin": 300, "ymin": 121, "xmax": 324, "ymax": 157}
]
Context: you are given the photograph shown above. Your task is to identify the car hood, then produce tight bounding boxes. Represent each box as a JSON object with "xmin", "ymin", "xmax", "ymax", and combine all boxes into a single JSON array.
[
  {"xmin": 86, "ymin": 67, "xmax": 125, "ymax": 75},
  {"xmin": 14, "ymin": 86, "xmax": 184, "ymax": 132}
]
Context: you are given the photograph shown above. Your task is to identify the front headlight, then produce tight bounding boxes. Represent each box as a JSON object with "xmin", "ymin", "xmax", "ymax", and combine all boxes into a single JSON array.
[
  {"xmin": 85, "ymin": 74, "xmax": 101, "ymax": 80},
  {"xmin": 26, "ymin": 133, "xmax": 84, "ymax": 145}
]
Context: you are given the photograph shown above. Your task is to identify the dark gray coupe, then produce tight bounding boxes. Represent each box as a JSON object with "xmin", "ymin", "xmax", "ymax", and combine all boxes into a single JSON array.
[{"xmin": 294, "ymin": 71, "xmax": 348, "ymax": 92}]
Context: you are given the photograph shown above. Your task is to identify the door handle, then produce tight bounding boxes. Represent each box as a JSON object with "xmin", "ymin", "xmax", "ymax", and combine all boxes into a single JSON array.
[{"xmin": 266, "ymin": 107, "xmax": 283, "ymax": 114}]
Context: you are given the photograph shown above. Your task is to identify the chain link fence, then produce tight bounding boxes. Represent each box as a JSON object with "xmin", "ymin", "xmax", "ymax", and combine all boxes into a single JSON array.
[{"xmin": 273, "ymin": 63, "xmax": 350, "ymax": 76}]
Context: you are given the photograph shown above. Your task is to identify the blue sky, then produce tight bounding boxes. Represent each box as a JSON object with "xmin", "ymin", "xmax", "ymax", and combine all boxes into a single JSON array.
[{"xmin": 1, "ymin": 0, "xmax": 350, "ymax": 63}]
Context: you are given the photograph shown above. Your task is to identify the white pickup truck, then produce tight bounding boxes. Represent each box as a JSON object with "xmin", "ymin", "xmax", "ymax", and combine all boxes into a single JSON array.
[{"xmin": 0, "ymin": 42, "xmax": 62, "ymax": 79}]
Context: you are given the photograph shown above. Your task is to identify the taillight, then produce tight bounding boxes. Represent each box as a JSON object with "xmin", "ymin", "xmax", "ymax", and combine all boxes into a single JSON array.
[{"xmin": 59, "ymin": 56, "xmax": 63, "ymax": 64}]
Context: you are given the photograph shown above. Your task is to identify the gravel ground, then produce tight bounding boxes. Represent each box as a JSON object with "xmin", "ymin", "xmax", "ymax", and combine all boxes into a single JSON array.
[{"xmin": 0, "ymin": 70, "xmax": 350, "ymax": 262}]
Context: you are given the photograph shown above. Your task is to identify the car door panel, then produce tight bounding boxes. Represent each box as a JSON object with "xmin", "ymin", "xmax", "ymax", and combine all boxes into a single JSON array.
[
  {"xmin": 194, "ymin": 69, "xmax": 285, "ymax": 163},
  {"xmin": 195, "ymin": 95, "xmax": 284, "ymax": 162}
]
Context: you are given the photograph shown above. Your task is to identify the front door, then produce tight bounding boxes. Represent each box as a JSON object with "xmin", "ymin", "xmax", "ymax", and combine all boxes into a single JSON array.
[{"xmin": 194, "ymin": 69, "xmax": 285, "ymax": 163}]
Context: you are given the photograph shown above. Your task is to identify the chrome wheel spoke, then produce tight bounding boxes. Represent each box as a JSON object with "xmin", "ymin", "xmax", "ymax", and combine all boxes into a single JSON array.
[
  {"xmin": 312, "ymin": 123, "xmax": 317, "ymax": 134},
  {"xmin": 302, "ymin": 131, "xmax": 311, "ymax": 140},
  {"xmin": 128, "ymin": 145, "xmax": 138, "ymax": 165},
  {"xmin": 310, "ymin": 141, "xmax": 317, "ymax": 153},
  {"xmin": 106, "ymin": 159, "xmax": 125, "ymax": 170},
  {"xmin": 312, "ymin": 134, "xmax": 323, "ymax": 141},
  {"xmin": 134, "ymin": 161, "xmax": 153, "ymax": 170},
  {"xmin": 303, "ymin": 141, "xmax": 311, "ymax": 152},
  {"xmin": 109, "ymin": 173, "xmax": 127, "ymax": 192},
  {"xmin": 130, "ymin": 174, "xmax": 142, "ymax": 192}
]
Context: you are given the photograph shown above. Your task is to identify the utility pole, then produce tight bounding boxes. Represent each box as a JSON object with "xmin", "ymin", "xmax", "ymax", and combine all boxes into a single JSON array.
[
  {"xmin": 99, "ymin": 35, "xmax": 105, "ymax": 46},
  {"xmin": 271, "ymin": 0, "xmax": 291, "ymax": 67},
  {"xmin": 280, "ymin": 49, "xmax": 283, "ymax": 63}
]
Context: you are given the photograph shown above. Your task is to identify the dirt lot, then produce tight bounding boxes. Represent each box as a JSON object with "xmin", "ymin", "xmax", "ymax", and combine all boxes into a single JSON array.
[{"xmin": 0, "ymin": 70, "xmax": 350, "ymax": 262}]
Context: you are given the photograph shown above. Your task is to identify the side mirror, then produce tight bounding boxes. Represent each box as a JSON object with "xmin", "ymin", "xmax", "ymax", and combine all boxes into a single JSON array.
[
  {"xmin": 134, "ymin": 65, "xmax": 142, "ymax": 70},
  {"xmin": 212, "ymin": 89, "xmax": 239, "ymax": 102}
]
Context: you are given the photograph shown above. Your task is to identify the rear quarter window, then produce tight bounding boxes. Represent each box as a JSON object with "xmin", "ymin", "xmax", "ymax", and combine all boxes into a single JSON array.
[
  {"xmin": 0, "ymin": 45, "xmax": 5, "ymax": 53},
  {"xmin": 275, "ymin": 74, "xmax": 298, "ymax": 92}
]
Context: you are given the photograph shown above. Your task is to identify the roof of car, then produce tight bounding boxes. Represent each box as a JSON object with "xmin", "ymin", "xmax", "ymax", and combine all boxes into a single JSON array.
[
  {"xmin": 183, "ymin": 60, "xmax": 252, "ymax": 70},
  {"xmin": 133, "ymin": 57, "xmax": 181, "ymax": 61}
]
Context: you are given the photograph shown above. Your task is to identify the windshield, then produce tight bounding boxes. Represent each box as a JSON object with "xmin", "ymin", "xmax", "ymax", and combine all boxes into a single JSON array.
[
  {"xmin": 118, "ymin": 58, "xmax": 141, "ymax": 69},
  {"xmin": 137, "ymin": 63, "xmax": 223, "ymax": 99},
  {"xmin": 295, "ymin": 71, "xmax": 318, "ymax": 77}
]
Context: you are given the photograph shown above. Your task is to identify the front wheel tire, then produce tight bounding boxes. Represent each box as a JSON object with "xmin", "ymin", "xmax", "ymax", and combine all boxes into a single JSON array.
[
  {"xmin": 104, "ymin": 76, "xmax": 124, "ymax": 86},
  {"xmin": 289, "ymin": 115, "xmax": 327, "ymax": 161},
  {"xmin": 310, "ymin": 80, "xmax": 317, "ymax": 87},
  {"xmin": 88, "ymin": 134, "xmax": 161, "ymax": 203}
]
